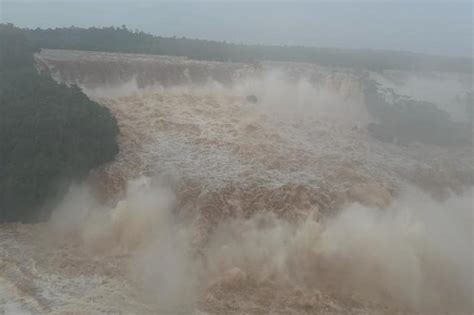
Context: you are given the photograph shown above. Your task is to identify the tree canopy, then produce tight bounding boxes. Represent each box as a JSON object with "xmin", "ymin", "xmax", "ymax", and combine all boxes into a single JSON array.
[
  {"xmin": 25, "ymin": 26, "xmax": 472, "ymax": 73},
  {"xmin": 0, "ymin": 24, "xmax": 119, "ymax": 222}
]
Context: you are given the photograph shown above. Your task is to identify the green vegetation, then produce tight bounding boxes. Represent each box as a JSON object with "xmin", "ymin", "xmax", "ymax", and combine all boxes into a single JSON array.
[
  {"xmin": 364, "ymin": 80, "xmax": 472, "ymax": 146},
  {"xmin": 25, "ymin": 26, "xmax": 472, "ymax": 73},
  {"xmin": 0, "ymin": 24, "xmax": 119, "ymax": 222}
]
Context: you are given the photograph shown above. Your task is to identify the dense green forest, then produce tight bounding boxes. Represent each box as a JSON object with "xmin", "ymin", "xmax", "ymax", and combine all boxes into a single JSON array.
[
  {"xmin": 25, "ymin": 26, "xmax": 472, "ymax": 73},
  {"xmin": 0, "ymin": 24, "xmax": 119, "ymax": 222}
]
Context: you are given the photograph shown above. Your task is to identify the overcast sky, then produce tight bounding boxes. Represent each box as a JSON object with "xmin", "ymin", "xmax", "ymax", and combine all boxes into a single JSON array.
[{"xmin": 1, "ymin": 1, "xmax": 472, "ymax": 57}]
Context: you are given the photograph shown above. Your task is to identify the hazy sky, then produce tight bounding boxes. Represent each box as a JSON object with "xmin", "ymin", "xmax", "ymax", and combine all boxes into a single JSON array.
[{"xmin": 1, "ymin": 1, "xmax": 472, "ymax": 57}]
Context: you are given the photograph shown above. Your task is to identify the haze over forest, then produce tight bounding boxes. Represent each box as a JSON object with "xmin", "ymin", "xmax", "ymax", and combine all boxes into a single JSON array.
[{"xmin": 1, "ymin": 1, "xmax": 472, "ymax": 57}]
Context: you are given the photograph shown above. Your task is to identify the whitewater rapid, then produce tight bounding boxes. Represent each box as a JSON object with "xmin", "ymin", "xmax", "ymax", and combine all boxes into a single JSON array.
[{"xmin": 1, "ymin": 49, "xmax": 472, "ymax": 314}]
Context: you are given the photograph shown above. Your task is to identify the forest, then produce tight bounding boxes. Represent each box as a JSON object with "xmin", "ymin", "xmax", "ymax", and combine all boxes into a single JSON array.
[
  {"xmin": 25, "ymin": 25, "xmax": 472, "ymax": 73},
  {"xmin": 0, "ymin": 24, "xmax": 119, "ymax": 222}
]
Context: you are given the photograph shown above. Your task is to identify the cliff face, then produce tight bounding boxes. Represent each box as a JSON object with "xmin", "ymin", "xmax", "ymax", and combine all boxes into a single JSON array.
[
  {"xmin": 36, "ymin": 49, "xmax": 471, "ymax": 120},
  {"xmin": 35, "ymin": 49, "xmax": 252, "ymax": 91}
]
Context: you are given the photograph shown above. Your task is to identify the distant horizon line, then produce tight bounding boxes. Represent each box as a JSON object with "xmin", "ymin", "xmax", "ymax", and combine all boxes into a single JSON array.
[{"xmin": 17, "ymin": 24, "xmax": 472, "ymax": 61}]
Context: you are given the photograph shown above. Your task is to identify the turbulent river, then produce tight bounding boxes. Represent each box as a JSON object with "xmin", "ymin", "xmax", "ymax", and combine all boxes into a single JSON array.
[{"xmin": 1, "ymin": 49, "xmax": 472, "ymax": 314}]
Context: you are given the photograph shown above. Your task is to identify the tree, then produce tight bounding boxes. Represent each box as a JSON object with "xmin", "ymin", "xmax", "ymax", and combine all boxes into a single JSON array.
[{"xmin": 0, "ymin": 24, "xmax": 119, "ymax": 222}]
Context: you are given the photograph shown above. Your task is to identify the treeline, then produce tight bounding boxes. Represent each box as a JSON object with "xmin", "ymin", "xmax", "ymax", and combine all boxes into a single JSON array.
[
  {"xmin": 25, "ymin": 25, "xmax": 472, "ymax": 73},
  {"xmin": 0, "ymin": 24, "xmax": 119, "ymax": 222}
]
